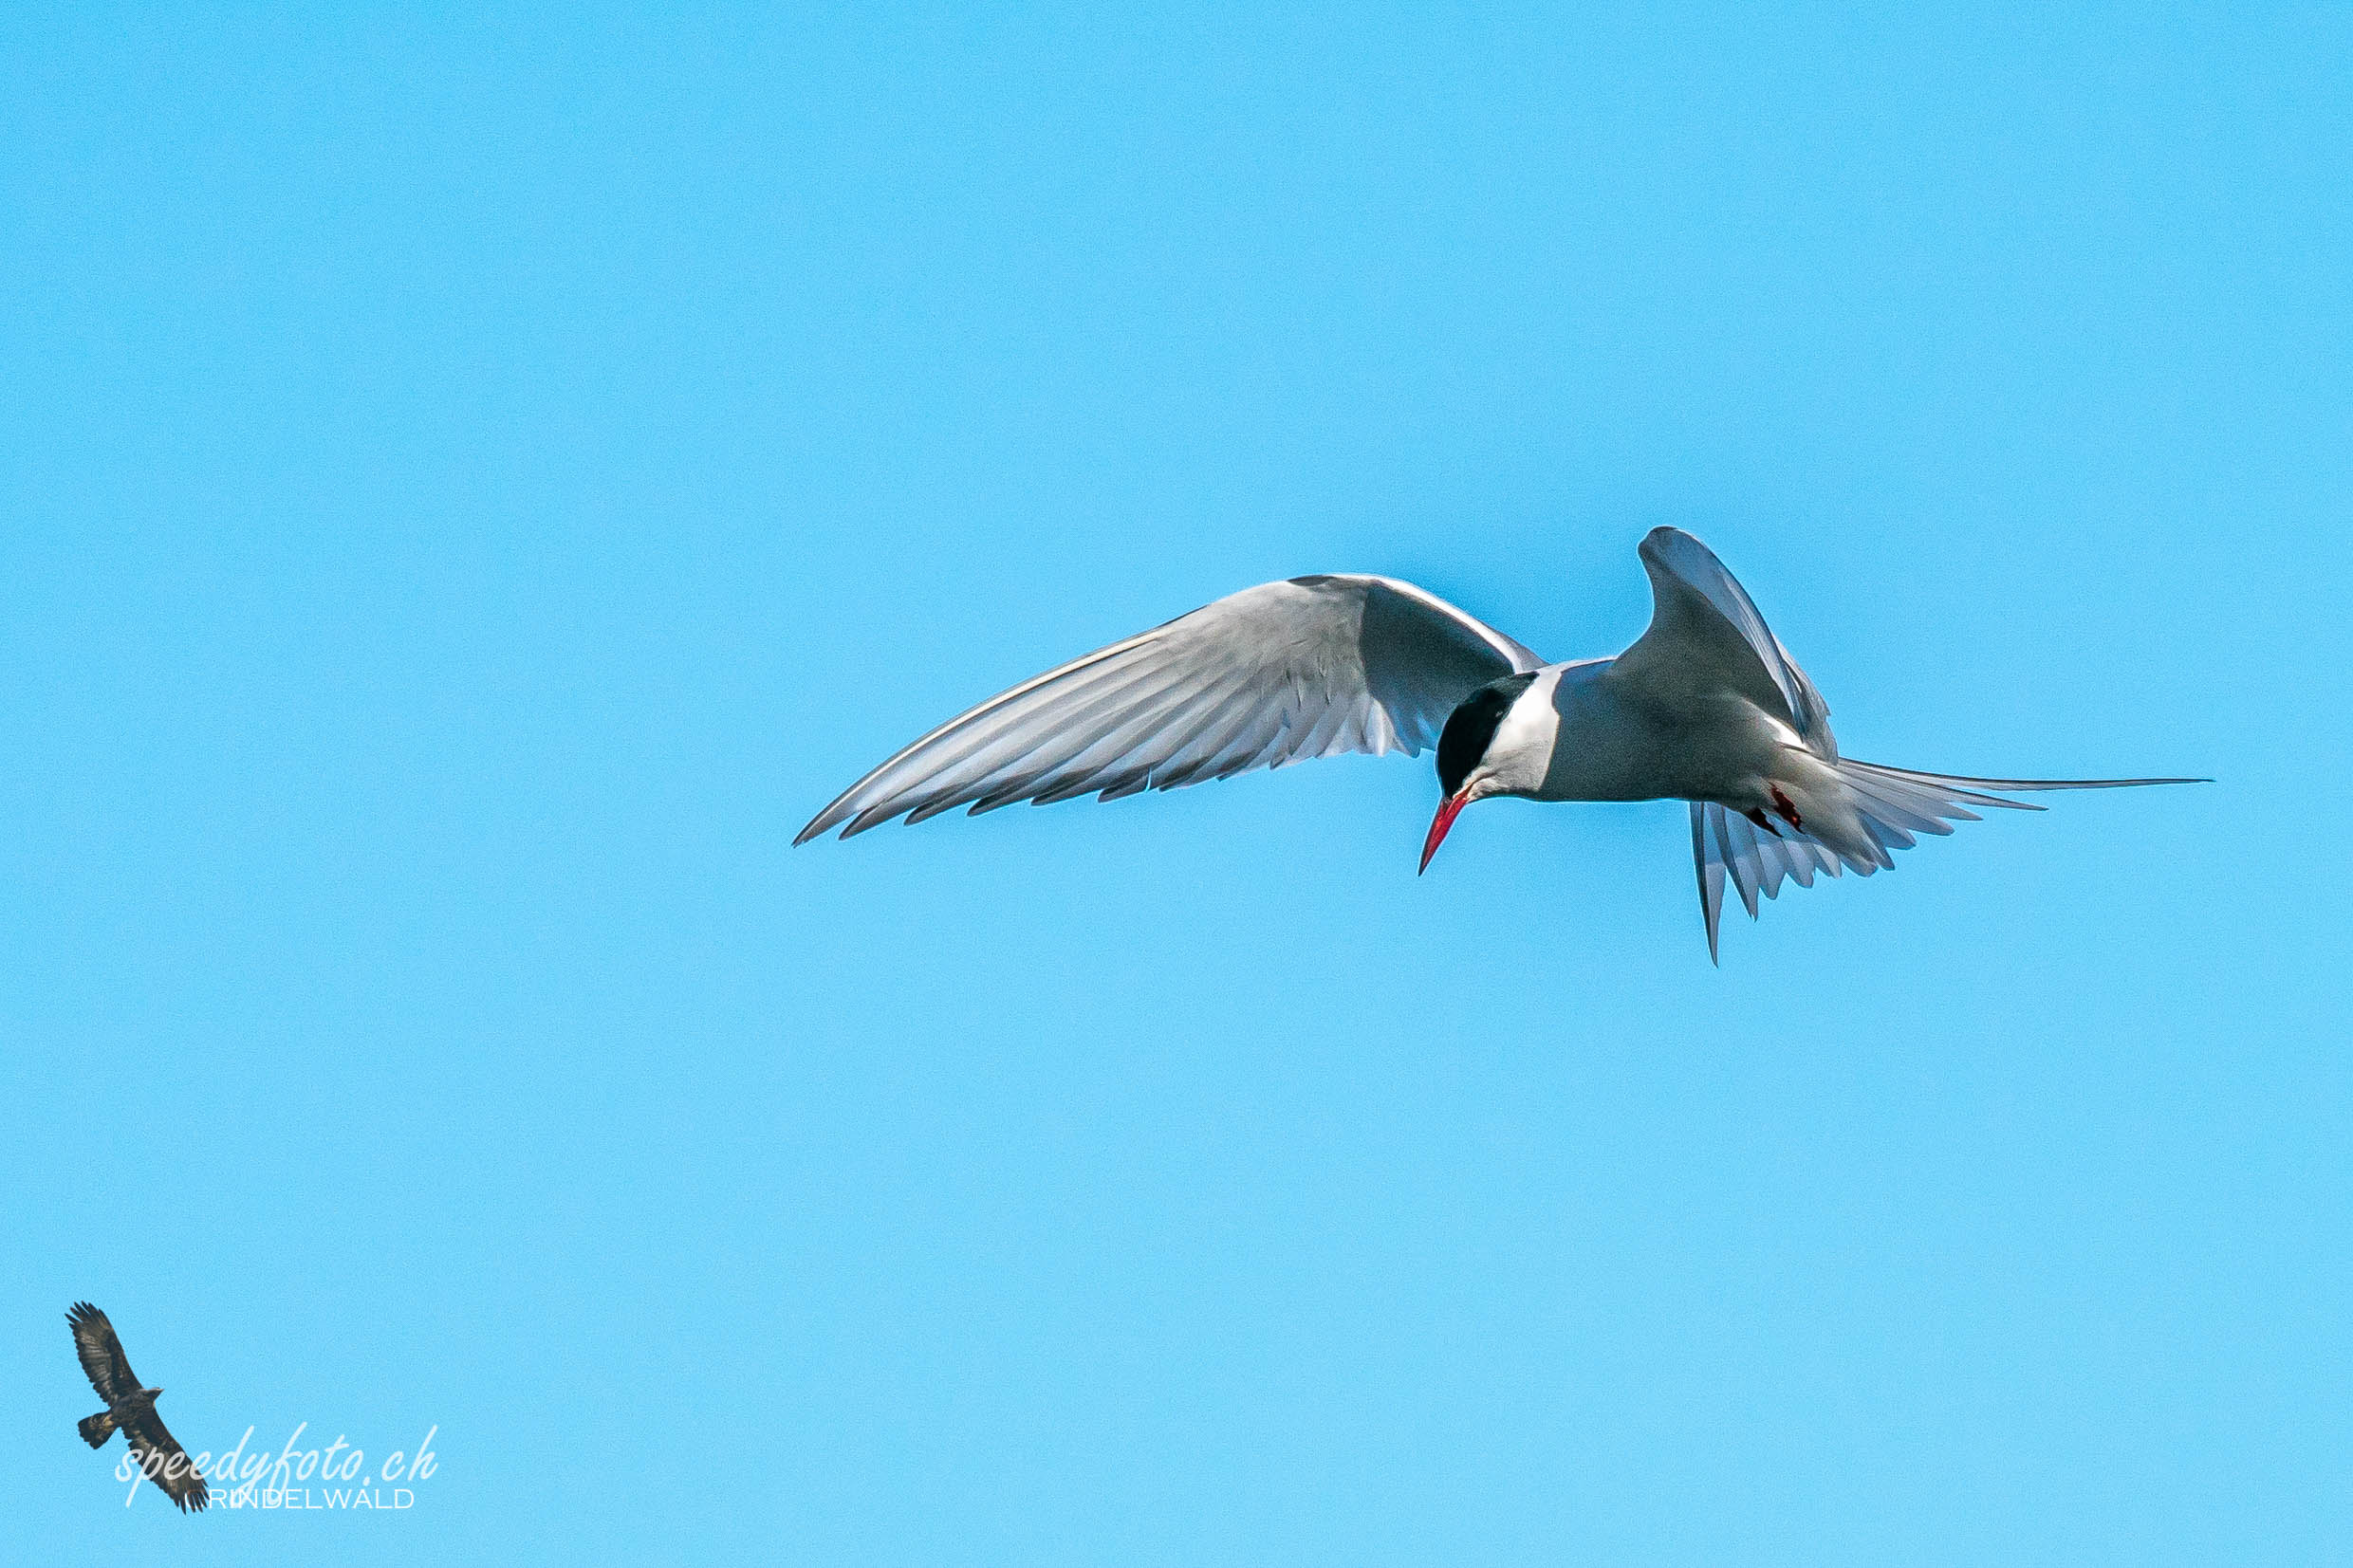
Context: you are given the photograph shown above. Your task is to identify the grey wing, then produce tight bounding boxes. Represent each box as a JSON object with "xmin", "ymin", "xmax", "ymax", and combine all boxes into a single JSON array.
[
  {"xmin": 797, "ymin": 575, "xmax": 1545, "ymax": 842},
  {"xmin": 1618, "ymin": 526, "xmax": 1836, "ymax": 755}
]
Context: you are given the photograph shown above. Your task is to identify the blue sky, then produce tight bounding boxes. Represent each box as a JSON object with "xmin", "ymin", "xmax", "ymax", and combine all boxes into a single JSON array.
[{"xmin": 4, "ymin": 5, "xmax": 2346, "ymax": 1562}]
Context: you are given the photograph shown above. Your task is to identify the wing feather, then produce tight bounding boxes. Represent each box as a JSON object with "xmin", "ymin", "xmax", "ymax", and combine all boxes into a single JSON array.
[
  {"xmin": 847, "ymin": 652, "xmax": 1176, "ymax": 827},
  {"xmin": 1145, "ymin": 669, "xmax": 1286, "ymax": 790},
  {"xmin": 916, "ymin": 663, "xmax": 1195, "ymax": 820}
]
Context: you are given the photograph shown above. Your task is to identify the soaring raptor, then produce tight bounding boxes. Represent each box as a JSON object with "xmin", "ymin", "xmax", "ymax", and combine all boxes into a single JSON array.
[{"xmin": 68, "ymin": 1301, "xmax": 209, "ymax": 1512}]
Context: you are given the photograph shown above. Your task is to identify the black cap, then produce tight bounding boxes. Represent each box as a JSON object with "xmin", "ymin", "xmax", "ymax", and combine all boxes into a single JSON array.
[{"xmin": 1436, "ymin": 673, "xmax": 1536, "ymax": 797}]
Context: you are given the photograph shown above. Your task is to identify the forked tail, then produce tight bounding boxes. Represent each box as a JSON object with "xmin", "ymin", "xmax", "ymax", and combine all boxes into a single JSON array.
[{"xmin": 1691, "ymin": 760, "xmax": 2207, "ymax": 963}]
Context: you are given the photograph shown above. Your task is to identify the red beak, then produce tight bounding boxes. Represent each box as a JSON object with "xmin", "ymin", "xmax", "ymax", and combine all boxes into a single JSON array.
[{"xmin": 1419, "ymin": 794, "xmax": 1467, "ymax": 875}]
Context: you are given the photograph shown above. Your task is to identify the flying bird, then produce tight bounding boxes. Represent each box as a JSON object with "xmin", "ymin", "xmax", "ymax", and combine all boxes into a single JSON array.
[
  {"xmin": 799, "ymin": 527, "xmax": 2198, "ymax": 958},
  {"xmin": 68, "ymin": 1301, "xmax": 209, "ymax": 1512}
]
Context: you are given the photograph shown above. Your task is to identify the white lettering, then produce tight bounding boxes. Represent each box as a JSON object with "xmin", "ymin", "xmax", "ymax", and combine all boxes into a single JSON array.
[
  {"xmin": 269, "ymin": 1422, "xmax": 309, "ymax": 1491},
  {"xmin": 411, "ymin": 1426, "xmax": 437, "ymax": 1481},
  {"xmin": 216, "ymin": 1426, "xmax": 254, "ymax": 1484}
]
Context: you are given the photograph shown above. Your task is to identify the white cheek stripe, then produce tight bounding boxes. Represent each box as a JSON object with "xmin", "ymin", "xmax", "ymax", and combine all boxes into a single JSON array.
[{"xmin": 1479, "ymin": 666, "xmax": 1563, "ymax": 796}]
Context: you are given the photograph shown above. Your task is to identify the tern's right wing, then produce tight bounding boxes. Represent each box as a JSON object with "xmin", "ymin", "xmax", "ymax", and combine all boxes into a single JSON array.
[
  {"xmin": 1616, "ymin": 526, "xmax": 1837, "ymax": 756},
  {"xmin": 798, "ymin": 575, "xmax": 1546, "ymax": 842}
]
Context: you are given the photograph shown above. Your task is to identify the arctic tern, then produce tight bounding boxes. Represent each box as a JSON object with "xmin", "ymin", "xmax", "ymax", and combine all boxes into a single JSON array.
[{"xmin": 799, "ymin": 527, "xmax": 2198, "ymax": 959}]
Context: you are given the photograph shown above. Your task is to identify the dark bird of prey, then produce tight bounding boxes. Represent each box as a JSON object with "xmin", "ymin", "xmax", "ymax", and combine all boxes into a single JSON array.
[
  {"xmin": 68, "ymin": 1301, "xmax": 209, "ymax": 1512},
  {"xmin": 799, "ymin": 527, "xmax": 2201, "ymax": 959}
]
